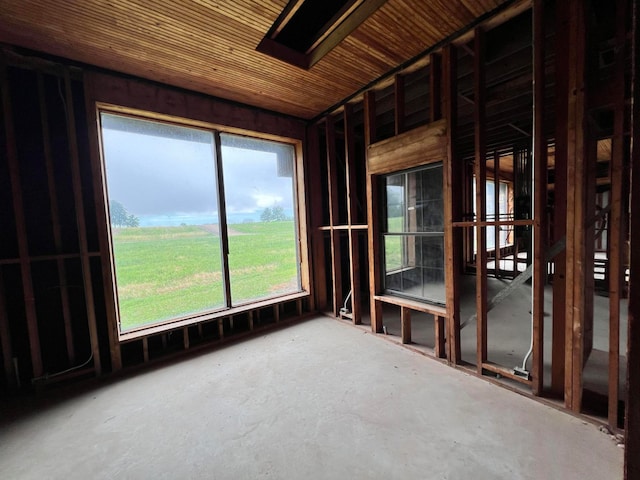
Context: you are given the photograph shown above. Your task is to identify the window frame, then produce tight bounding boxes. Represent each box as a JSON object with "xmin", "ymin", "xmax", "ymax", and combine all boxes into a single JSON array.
[{"xmin": 96, "ymin": 104, "xmax": 310, "ymax": 340}]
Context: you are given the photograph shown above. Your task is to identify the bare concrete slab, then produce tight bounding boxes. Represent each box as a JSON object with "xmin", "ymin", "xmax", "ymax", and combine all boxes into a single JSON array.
[{"xmin": 0, "ymin": 316, "xmax": 623, "ymax": 479}]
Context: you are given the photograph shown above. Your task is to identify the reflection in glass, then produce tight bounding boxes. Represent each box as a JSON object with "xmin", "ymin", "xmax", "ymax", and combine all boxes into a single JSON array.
[
  {"xmin": 101, "ymin": 113, "xmax": 224, "ymax": 331},
  {"xmin": 220, "ymin": 133, "xmax": 301, "ymax": 305},
  {"xmin": 382, "ymin": 164, "xmax": 445, "ymax": 305}
]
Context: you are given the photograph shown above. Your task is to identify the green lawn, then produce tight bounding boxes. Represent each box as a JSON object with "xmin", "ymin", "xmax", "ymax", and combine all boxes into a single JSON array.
[{"xmin": 113, "ymin": 221, "xmax": 299, "ymax": 331}]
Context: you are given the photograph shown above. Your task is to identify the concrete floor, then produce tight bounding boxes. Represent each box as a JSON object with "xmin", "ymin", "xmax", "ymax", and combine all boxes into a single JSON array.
[{"xmin": 0, "ymin": 316, "xmax": 623, "ymax": 479}]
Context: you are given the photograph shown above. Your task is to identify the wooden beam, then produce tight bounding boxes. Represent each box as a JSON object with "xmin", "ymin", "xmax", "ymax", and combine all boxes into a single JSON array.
[
  {"xmin": 325, "ymin": 117, "xmax": 343, "ymax": 317},
  {"xmin": 608, "ymin": 0, "xmax": 628, "ymax": 429},
  {"xmin": 394, "ymin": 74, "xmax": 405, "ymax": 136},
  {"xmin": 531, "ymin": 0, "xmax": 547, "ymax": 396},
  {"xmin": 434, "ymin": 315, "xmax": 446, "ymax": 359},
  {"xmin": 1, "ymin": 58, "xmax": 43, "ymax": 378},
  {"xmin": 365, "ymin": 91, "xmax": 383, "ymax": 333},
  {"xmin": 443, "ymin": 44, "xmax": 462, "ymax": 364},
  {"xmin": 64, "ymin": 71, "xmax": 102, "ymax": 375},
  {"xmin": 474, "ymin": 27, "xmax": 488, "ymax": 372},
  {"xmin": 625, "ymin": 0, "xmax": 640, "ymax": 476},
  {"xmin": 430, "ymin": 53, "xmax": 442, "ymax": 123}
]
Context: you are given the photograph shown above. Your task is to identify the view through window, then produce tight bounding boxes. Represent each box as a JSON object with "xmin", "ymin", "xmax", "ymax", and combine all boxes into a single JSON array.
[
  {"xmin": 382, "ymin": 163, "xmax": 445, "ymax": 305},
  {"xmin": 100, "ymin": 112, "xmax": 301, "ymax": 333}
]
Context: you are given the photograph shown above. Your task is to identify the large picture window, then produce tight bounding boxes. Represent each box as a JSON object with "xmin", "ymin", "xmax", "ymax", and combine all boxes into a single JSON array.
[
  {"xmin": 99, "ymin": 111, "xmax": 303, "ymax": 333},
  {"xmin": 382, "ymin": 163, "xmax": 445, "ymax": 305}
]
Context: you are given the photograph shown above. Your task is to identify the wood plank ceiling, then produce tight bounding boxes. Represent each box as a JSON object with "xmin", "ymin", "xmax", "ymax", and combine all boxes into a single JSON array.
[{"xmin": 0, "ymin": 0, "xmax": 507, "ymax": 119}]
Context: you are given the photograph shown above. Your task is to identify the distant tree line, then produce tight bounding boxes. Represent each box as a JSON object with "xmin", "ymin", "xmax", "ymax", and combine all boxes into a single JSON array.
[
  {"xmin": 110, "ymin": 200, "xmax": 140, "ymax": 227},
  {"xmin": 260, "ymin": 205, "xmax": 288, "ymax": 222}
]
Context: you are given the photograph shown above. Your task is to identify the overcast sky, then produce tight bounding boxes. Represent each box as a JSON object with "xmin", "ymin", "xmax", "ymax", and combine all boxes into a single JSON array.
[{"xmin": 102, "ymin": 123, "xmax": 294, "ymax": 219}]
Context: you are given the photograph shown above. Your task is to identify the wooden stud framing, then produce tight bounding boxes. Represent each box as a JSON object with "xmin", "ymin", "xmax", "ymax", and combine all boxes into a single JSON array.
[
  {"xmin": 364, "ymin": 90, "xmax": 383, "ymax": 333},
  {"xmin": 394, "ymin": 74, "xmax": 405, "ymax": 136},
  {"xmin": 608, "ymin": 0, "xmax": 628, "ymax": 429},
  {"xmin": 37, "ymin": 73, "xmax": 76, "ymax": 365},
  {"xmin": 551, "ymin": 0, "xmax": 569, "ymax": 396},
  {"xmin": 493, "ymin": 151, "xmax": 501, "ymax": 276},
  {"xmin": 564, "ymin": 0, "xmax": 587, "ymax": 412},
  {"xmin": 306, "ymin": 124, "xmax": 327, "ymax": 311},
  {"xmin": 325, "ymin": 117, "xmax": 343, "ymax": 317},
  {"xmin": 1, "ymin": 59, "xmax": 44, "ymax": 379},
  {"xmin": 344, "ymin": 105, "xmax": 361, "ymax": 324},
  {"xmin": 64, "ymin": 71, "xmax": 102, "ymax": 375},
  {"xmin": 626, "ymin": 1, "xmax": 640, "ymax": 475},
  {"xmin": 443, "ymin": 44, "xmax": 461, "ymax": 364},
  {"xmin": 474, "ymin": 27, "xmax": 488, "ymax": 372},
  {"xmin": 531, "ymin": 0, "xmax": 547, "ymax": 396},
  {"xmin": 434, "ymin": 315, "xmax": 446, "ymax": 359}
]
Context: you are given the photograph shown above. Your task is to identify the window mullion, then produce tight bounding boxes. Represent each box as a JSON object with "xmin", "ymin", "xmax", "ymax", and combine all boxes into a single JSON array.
[{"xmin": 213, "ymin": 131, "xmax": 232, "ymax": 308}]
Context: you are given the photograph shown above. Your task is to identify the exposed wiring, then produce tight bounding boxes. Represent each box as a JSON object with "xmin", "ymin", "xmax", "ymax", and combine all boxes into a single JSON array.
[{"xmin": 31, "ymin": 352, "xmax": 94, "ymax": 384}]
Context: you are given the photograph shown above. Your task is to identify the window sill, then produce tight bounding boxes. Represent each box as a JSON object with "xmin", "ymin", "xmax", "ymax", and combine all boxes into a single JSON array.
[{"xmin": 118, "ymin": 291, "xmax": 309, "ymax": 343}]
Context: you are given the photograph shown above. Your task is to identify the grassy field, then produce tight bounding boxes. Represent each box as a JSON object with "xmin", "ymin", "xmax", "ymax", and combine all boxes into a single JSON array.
[{"xmin": 113, "ymin": 221, "xmax": 299, "ymax": 331}]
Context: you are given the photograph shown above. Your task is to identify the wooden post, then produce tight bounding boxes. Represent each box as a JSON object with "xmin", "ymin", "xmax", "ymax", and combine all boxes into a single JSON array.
[
  {"xmin": 306, "ymin": 124, "xmax": 327, "ymax": 311},
  {"xmin": 551, "ymin": 0, "xmax": 569, "ymax": 397},
  {"xmin": 532, "ymin": 0, "xmax": 547, "ymax": 396},
  {"xmin": 443, "ymin": 44, "xmax": 462, "ymax": 364},
  {"xmin": 325, "ymin": 117, "xmax": 343, "ymax": 317},
  {"xmin": 474, "ymin": 27, "xmax": 488, "ymax": 372},
  {"xmin": 608, "ymin": 0, "xmax": 628, "ymax": 429},
  {"xmin": 401, "ymin": 306, "xmax": 411, "ymax": 344},
  {"xmin": 1, "ymin": 59, "xmax": 43, "ymax": 379},
  {"xmin": 344, "ymin": 105, "xmax": 362, "ymax": 324},
  {"xmin": 365, "ymin": 91, "xmax": 383, "ymax": 333},
  {"xmin": 564, "ymin": 0, "xmax": 587, "ymax": 412},
  {"xmin": 625, "ymin": 0, "xmax": 640, "ymax": 476},
  {"xmin": 430, "ymin": 53, "xmax": 442, "ymax": 123},
  {"xmin": 434, "ymin": 315, "xmax": 446, "ymax": 359}
]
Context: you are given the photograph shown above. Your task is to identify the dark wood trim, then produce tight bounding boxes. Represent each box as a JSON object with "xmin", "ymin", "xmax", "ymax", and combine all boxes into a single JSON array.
[
  {"xmin": 401, "ymin": 306, "xmax": 411, "ymax": 344},
  {"xmin": 83, "ymin": 76, "xmax": 122, "ymax": 371}
]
